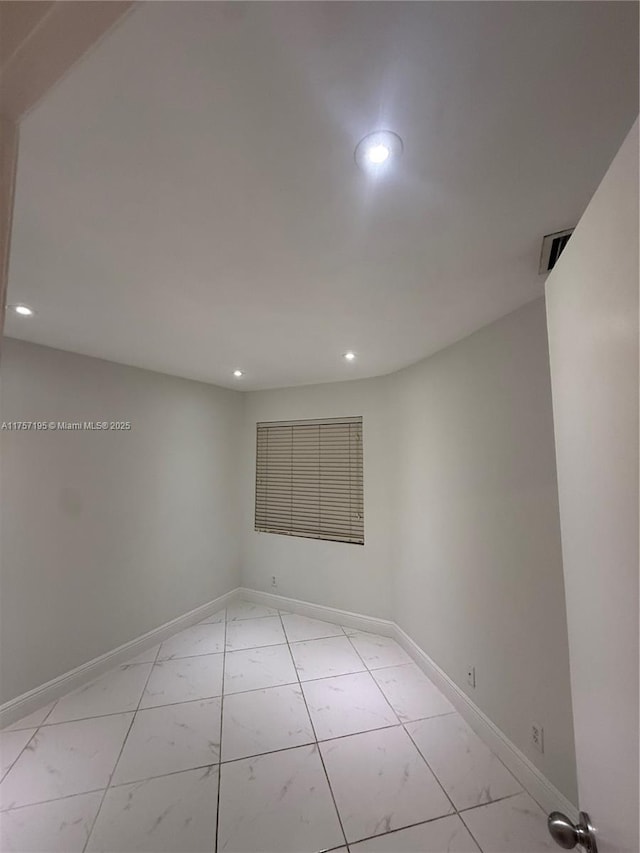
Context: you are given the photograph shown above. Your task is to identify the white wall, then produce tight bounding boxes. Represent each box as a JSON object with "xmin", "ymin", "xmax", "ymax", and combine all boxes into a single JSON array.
[
  {"xmin": 0, "ymin": 339, "xmax": 243, "ymax": 704},
  {"xmin": 390, "ymin": 299, "xmax": 577, "ymax": 803},
  {"xmin": 240, "ymin": 299, "xmax": 577, "ymax": 803},
  {"xmin": 240, "ymin": 376, "xmax": 393, "ymax": 619},
  {"xmin": 1, "ymin": 301, "xmax": 578, "ymax": 802},
  {"xmin": 546, "ymin": 120, "xmax": 638, "ymax": 850}
]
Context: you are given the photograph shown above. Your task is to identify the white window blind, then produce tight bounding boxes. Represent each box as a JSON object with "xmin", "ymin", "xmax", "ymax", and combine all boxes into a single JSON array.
[{"xmin": 255, "ymin": 417, "xmax": 364, "ymax": 545}]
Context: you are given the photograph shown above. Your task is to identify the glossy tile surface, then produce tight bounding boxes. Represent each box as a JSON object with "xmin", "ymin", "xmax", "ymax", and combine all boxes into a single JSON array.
[
  {"xmin": 371, "ymin": 663, "xmax": 455, "ymax": 721},
  {"xmin": 0, "ymin": 603, "xmax": 542, "ymax": 853},
  {"xmin": 3, "ymin": 702, "xmax": 55, "ymax": 732},
  {"xmin": 198, "ymin": 608, "xmax": 226, "ymax": 624},
  {"xmin": 406, "ymin": 714, "xmax": 522, "ymax": 809},
  {"xmin": 225, "ymin": 600, "xmax": 279, "ymax": 621},
  {"xmin": 224, "ymin": 644, "xmax": 297, "ymax": 694},
  {"xmin": 125, "ymin": 644, "xmax": 161, "ymax": 665},
  {"xmin": 217, "ymin": 744, "xmax": 344, "ymax": 852},
  {"xmin": 350, "ymin": 814, "xmax": 480, "ymax": 852},
  {"xmin": 290, "ymin": 636, "xmax": 366, "ymax": 681},
  {"xmin": 0, "ymin": 728, "xmax": 36, "ymax": 779},
  {"xmin": 86, "ymin": 766, "xmax": 219, "ymax": 852},
  {"xmin": 158, "ymin": 622, "xmax": 225, "ymax": 660},
  {"xmin": 302, "ymin": 671, "xmax": 398, "ymax": 740},
  {"xmin": 222, "ymin": 683, "xmax": 314, "ymax": 761},
  {"xmin": 348, "ymin": 632, "xmax": 413, "ymax": 669},
  {"xmin": 111, "ymin": 698, "xmax": 221, "ymax": 784},
  {"xmin": 281, "ymin": 613, "xmax": 345, "ymax": 642},
  {"xmin": 0, "ymin": 713, "xmax": 133, "ymax": 810},
  {"xmin": 0, "ymin": 791, "xmax": 104, "ymax": 852},
  {"xmin": 225, "ymin": 616, "xmax": 286, "ymax": 650},
  {"xmin": 140, "ymin": 654, "xmax": 223, "ymax": 708},
  {"xmin": 47, "ymin": 663, "xmax": 152, "ymax": 724},
  {"xmin": 321, "ymin": 726, "xmax": 453, "ymax": 843},
  {"xmin": 461, "ymin": 792, "xmax": 556, "ymax": 852}
]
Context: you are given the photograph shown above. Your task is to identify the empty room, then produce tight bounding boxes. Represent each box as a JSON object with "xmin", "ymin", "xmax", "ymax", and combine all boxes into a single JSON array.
[{"xmin": 0, "ymin": 2, "xmax": 637, "ymax": 853}]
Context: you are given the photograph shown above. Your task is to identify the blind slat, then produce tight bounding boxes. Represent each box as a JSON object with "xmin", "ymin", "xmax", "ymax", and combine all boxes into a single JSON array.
[{"xmin": 255, "ymin": 416, "xmax": 364, "ymax": 546}]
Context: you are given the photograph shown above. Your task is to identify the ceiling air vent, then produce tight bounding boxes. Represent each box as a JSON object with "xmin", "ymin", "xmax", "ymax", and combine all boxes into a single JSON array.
[{"xmin": 539, "ymin": 228, "xmax": 574, "ymax": 274}]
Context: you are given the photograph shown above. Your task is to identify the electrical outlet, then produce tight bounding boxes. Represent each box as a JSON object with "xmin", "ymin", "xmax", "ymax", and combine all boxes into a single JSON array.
[
  {"xmin": 531, "ymin": 723, "xmax": 544, "ymax": 754},
  {"xmin": 271, "ymin": 575, "xmax": 277, "ymax": 589},
  {"xmin": 467, "ymin": 665, "xmax": 476, "ymax": 689}
]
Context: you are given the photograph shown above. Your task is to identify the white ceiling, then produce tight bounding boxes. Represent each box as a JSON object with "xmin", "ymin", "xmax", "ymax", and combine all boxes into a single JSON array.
[{"xmin": 6, "ymin": 1, "xmax": 638, "ymax": 390}]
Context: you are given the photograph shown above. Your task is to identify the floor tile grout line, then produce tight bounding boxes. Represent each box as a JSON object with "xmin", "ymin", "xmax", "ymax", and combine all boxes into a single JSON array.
[
  {"xmin": 83, "ymin": 762, "xmax": 222, "ymax": 794},
  {"xmin": 214, "ymin": 608, "xmax": 228, "ymax": 853},
  {"xmin": 346, "ymin": 812, "xmax": 478, "ymax": 849},
  {"xmin": 0, "ymin": 763, "xmax": 221, "ymax": 813},
  {"xmin": 109, "ymin": 720, "xmax": 407, "ymax": 784},
  {"xmin": 0, "ymin": 727, "xmax": 41, "ymax": 787},
  {"xmin": 290, "ymin": 617, "xmax": 469, "ymax": 851},
  {"xmin": 458, "ymin": 790, "xmax": 524, "ymax": 815},
  {"xmin": 0, "ymin": 647, "xmax": 521, "ymax": 816},
  {"xmin": 0, "ymin": 619, "xmax": 415, "ymax": 730},
  {"xmin": 285, "ymin": 630, "xmax": 349, "ymax": 644},
  {"xmin": 39, "ymin": 700, "xmax": 57, "ymax": 726},
  {"xmin": 220, "ymin": 738, "xmax": 316, "ymax": 767},
  {"xmin": 22, "ymin": 690, "xmax": 225, "ymax": 729},
  {"xmin": 223, "ymin": 613, "xmax": 274, "ymax": 622},
  {"xmin": 278, "ymin": 609, "xmax": 350, "ymax": 852},
  {"xmin": 419, "ymin": 702, "xmax": 526, "ymax": 807},
  {"xmin": 476, "ymin": 739, "xmax": 544, "ymax": 815},
  {"xmin": 112, "ymin": 720, "xmax": 431, "ymax": 787},
  {"xmin": 4, "ymin": 690, "xmax": 63, "ymax": 735},
  {"xmin": 155, "ymin": 635, "xmax": 418, "ymax": 667},
  {"xmin": 355, "ymin": 644, "xmax": 538, "ymax": 818},
  {"xmin": 1, "ymin": 689, "xmax": 63, "ymax": 784},
  {"xmin": 3, "ymin": 654, "xmax": 172, "ymax": 734},
  {"xmin": 0, "ymin": 786, "xmax": 108, "ymax": 815},
  {"xmin": 116, "ymin": 627, "xmax": 521, "ymax": 795},
  {"xmin": 2, "ymin": 607, "xmax": 534, "ymax": 850},
  {"xmin": 4, "ymin": 633, "xmax": 452, "ymax": 724},
  {"xmin": 222, "ymin": 722, "xmax": 404, "ymax": 765},
  {"xmin": 291, "ymin": 626, "xmax": 495, "ymax": 853},
  {"xmin": 400, "ymin": 711, "xmax": 527, "ymax": 816},
  {"xmin": 156, "ymin": 648, "xmax": 227, "ymax": 662},
  {"xmin": 80, "ymin": 639, "xmax": 163, "ymax": 853},
  {"xmin": 345, "ymin": 631, "xmax": 414, "ymax": 670},
  {"xmin": 6, "ymin": 660, "xmax": 424, "ymax": 735},
  {"xmin": 457, "ymin": 807, "xmax": 487, "ymax": 853},
  {"xmin": 138, "ymin": 683, "xmax": 224, "ymax": 713},
  {"xmin": 342, "ymin": 634, "xmax": 404, "ymax": 727},
  {"xmin": 7, "ymin": 724, "xmax": 450, "ymax": 817},
  {"xmin": 0, "ymin": 779, "xmax": 516, "ymax": 853},
  {"xmin": 401, "ymin": 709, "xmax": 458, "ymax": 724},
  {"xmin": 403, "ymin": 722, "xmax": 487, "ymax": 853}
]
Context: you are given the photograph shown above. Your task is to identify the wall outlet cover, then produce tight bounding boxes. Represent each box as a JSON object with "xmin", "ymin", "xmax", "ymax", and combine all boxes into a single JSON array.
[
  {"xmin": 467, "ymin": 665, "xmax": 476, "ymax": 689},
  {"xmin": 531, "ymin": 723, "xmax": 544, "ymax": 753}
]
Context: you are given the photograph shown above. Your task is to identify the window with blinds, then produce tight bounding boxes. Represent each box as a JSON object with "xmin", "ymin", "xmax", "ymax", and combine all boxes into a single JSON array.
[{"xmin": 255, "ymin": 417, "xmax": 364, "ymax": 545}]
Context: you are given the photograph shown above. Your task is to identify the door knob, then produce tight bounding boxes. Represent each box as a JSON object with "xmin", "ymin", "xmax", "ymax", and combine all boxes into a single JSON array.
[{"xmin": 548, "ymin": 811, "xmax": 598, "ymax": 852}]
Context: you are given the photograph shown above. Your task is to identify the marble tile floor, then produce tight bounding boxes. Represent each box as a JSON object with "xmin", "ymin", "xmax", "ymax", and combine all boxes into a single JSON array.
[{"xmin": 0, "ymin": 601, "xmax": 556, "ymax": 852}]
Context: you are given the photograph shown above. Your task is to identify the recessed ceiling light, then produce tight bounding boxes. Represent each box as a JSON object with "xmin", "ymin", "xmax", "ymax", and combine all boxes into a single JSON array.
[
  {"xmin": 9, "ymin": 304, "xmax": 34, "ymax": 316},
  {"xmin": 354, "ymin": 130, "xmax": 403, "ymax": 173},
  {"xmin": 367, "ymin": 144, "xmax": 390, "ymax": 164},
  {"xmin": 233, "ymin": 369, "xmax": 243, "ymax": 377},
  {"xmin": 343, "ymin": 351, "xmax": 356, "ymax": 361}
]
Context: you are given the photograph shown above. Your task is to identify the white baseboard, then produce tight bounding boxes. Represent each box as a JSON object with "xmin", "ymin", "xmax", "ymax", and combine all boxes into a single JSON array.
[
  {"xmin": 237, "ymin": 587, "xmax": 396, "ymax": 638},
  {"xmin": 0, "ymin": 588, "xmax": 239, "ymax": 729},
  {"xmin": 0, "ymin": 583, "xmax": 579, "ymax": 825},
  {"xmin": 242, "ymin": 587, "xmax": 578, "ymax": 822},
  {"xmin": 394, "ymin": 624, "xmax": 580, "ymax": 824}
]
